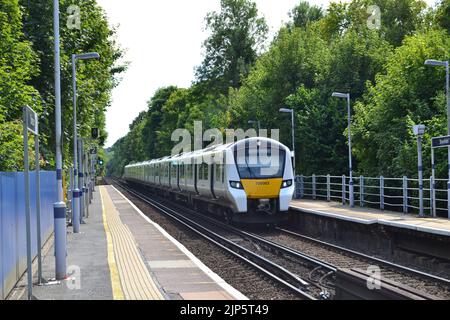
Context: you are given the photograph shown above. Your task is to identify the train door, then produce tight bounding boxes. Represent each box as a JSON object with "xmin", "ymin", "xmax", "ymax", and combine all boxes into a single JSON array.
[
  {"xmin": 194, "ymin": 157, "xmax": 200, "ymax": 194},
  {"xmin": 210, "ymin": 161, "xmax": 216, "ymax": 199},
  {"xmin": 177, "ymin": 163, "xmax": 182, "ymax": 190}
]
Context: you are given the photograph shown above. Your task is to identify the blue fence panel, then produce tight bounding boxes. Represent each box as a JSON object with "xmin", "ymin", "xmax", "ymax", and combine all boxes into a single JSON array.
[
  {"xmin": 0, "ymin": 171, "xmax": 56, "ymax": 300},
  {"xmin": 1, "ymin": 173, "xmax": 18, "ymax": 300}
]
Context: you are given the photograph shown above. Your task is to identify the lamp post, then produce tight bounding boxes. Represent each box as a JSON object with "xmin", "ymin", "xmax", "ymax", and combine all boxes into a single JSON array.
[
  {"xmin": 248, "ymin": 120, "xmax": 261, "ymax": 132},
  {"xmin": 413, "ymin": 124, "xmax": 426, "ymax": 217},
  {"xmin": 53, "ymin": 0, "xmax": 67, "ymax": 281},
  {"xmin": 71, "ymin": 52, "xmax": 100, "ymax": 233},
  {"xmin": 332, "ymin": 92, "xmax": 354, "ymax": 207},
  {"xmin": 279, "ymin": 108, "xmax": 295, "ymax": 174},
  {"xmin": 425, "ymin": 59, "xmax": 450, "ymax": 219}
]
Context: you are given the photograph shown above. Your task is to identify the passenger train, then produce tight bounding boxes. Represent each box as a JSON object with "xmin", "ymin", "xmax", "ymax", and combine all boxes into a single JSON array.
[{"xmin": 123, "ymin": 137, "xmax": 295, "ymax": 224}]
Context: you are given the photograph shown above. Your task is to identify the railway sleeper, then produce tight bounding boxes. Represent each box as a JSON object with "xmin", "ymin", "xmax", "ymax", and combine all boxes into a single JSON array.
[{"xmin": 334, "ymin": 268, "xmax": 440, "ymax": 300}]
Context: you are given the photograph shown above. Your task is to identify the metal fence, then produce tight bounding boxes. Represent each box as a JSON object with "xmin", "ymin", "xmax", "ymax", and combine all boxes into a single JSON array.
[
  {"xmin": 295, "ymin": 174, "xmax": 450, "ymax": 219},
  {"xmin": 0, "ymin": 171, "xmax": 57, "ymax": 300}
]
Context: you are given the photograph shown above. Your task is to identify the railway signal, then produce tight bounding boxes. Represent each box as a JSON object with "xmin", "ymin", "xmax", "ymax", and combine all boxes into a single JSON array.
[{"xmin": 91, "ymin": 127, "xmax": 99, "ymax": 140}]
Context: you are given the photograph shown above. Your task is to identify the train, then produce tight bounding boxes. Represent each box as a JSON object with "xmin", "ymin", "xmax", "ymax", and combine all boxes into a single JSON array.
[{"xmin": 123, "ymin": 137, "xmax": 295, "ymax": 224}]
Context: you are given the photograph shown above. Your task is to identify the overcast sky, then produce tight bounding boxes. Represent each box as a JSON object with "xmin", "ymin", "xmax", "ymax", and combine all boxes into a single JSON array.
[{"xmin": 96, "ymin": 0, "xmax": 437, "ymax": 147}]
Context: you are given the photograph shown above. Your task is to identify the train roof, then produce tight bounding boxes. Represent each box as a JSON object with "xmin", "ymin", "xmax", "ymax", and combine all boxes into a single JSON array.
[{"xmin": 124, "ymin": 137, "xmax": 288, "ymax": 168}]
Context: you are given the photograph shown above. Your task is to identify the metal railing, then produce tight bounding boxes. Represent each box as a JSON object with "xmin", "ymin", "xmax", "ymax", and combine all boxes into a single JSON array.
[{"xmin": 295, "ymin": 174, "xmax": 450, "ymax": 219}]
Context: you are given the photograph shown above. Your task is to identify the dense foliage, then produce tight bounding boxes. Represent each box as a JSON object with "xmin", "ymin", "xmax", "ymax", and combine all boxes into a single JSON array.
[
  {"xmin": 0, "ymin": 0, "xmax": 124, "ymax": 172},
  {"xmin": 106, "ymin": 0, "xmax": 449, "ymax": 182}
]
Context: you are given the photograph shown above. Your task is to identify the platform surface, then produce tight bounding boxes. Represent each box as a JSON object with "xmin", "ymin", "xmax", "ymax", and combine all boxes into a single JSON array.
[
  {"xmin": 9, "ymin": 185, "xmax": 245, "ymax": 300},
  {"xmin": 290, "ymin": 199, "xmax": 450, "ymax": 237}
]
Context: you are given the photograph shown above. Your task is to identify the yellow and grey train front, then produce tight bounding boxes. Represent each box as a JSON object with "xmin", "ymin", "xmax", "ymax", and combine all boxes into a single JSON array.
[{"xmin": 225, "ymin": 138, "xmax": 295, "ymax": 223}]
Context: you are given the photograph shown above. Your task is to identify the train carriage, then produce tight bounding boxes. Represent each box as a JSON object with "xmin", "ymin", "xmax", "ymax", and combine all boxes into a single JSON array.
[{"xmin": 123, "ymin": 137, "xmax": 295, "ymax": 224}]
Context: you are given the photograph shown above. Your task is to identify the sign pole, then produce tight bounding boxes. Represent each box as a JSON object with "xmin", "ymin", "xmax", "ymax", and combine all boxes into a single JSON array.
[
  {"xmin": 23, "ymin": 107, "xmax": 33, "ymax": 300},
  {"xmin": 53, "ymin": 0, "xmax": 67, "ymax": 281},
  {"xmin": 34, "ymin": 118, "xmax": 43, "ymax": 284},
  {"xmin": 431, "ymin": 147, "xmax": 436, "ymax": 217},
  {"xmin": 417, "ymin": 134, "xmax": 424, "ymax": 217}
]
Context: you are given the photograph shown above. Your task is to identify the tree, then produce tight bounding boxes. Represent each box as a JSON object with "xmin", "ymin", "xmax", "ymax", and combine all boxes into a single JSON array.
[
  {"xmin": 288, "ymin": 1, "xmax": 323, "ymax": 29},
  {"xmin": 434, "ymin": 0, "xmax": 449, "ymax": 33},
  {"xmin": 320, "ymin": 0, "xmax": 427, "ymax": 46},
  {"xmin": 0, "ymin": 0, "xmax": 41, "ymax": 171},
  {"xmin": 352, "ymin": 29, "xmax": 450, "ymax": 177},
  {"xmin": 142, "ymin": 86, "xmax": 178, "ymax": 158},
  {"xmin": 20, "ymin": 0, "xmax": 126, "ymax": 170},
  {"xmin": 195, "ymin": 0, "xmax": 268, "ymax": 95},
  {"xmin": 226, "ymin": 25, "xmax": 331, "ymax": 159},
  {"xmin": 325, "ymin": 28, "xmax": 393, "ymax": 98}
]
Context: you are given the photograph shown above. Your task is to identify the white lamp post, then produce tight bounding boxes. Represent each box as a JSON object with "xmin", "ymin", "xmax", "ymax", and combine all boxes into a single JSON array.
[
  {"xmin": 332, "ymin": 92, "xmax": 354, "ymax": 207},
  {"xmin": 279, "ymin": 108, "xmax": 295, "ymax": 174}
]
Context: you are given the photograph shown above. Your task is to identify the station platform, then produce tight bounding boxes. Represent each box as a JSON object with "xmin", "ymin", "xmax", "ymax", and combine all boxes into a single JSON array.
[
  {"xmin": 290, "ymin": 199, "xmax": 450, "ymax": 237},
  {"xmin": 8, "ymin": 185, "xmax": 246, "ymax": 300}
]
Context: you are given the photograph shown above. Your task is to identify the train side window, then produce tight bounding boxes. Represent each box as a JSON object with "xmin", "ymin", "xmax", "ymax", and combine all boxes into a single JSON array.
[
  {"xmin": 171, "ymin": 164, "xmax": 176, "ymax": 179},
  {"xmin": 215, "ymin": 164, "xmax": 221, "ymax": 182},
  {"xmin": 185, "ymin": 164, "xmax": 190, "ymax": 180},
  {"xmin": 200, "ymin": 162, "xmax": 207, "ymax": 180}
]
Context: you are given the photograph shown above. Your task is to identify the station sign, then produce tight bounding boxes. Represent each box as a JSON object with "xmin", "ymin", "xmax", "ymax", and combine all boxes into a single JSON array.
[
  {"xmin": 432, "ymin": 135, "xmax": 450, "ymax": 148},
  {"xmin": 24, "ymin": 106, "xmax": 38, "ymax": 135}
]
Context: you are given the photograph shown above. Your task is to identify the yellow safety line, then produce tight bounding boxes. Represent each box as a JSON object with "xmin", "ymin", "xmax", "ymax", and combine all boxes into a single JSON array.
[
  {"xmin": 100, "ymin": 186, "xmax": 164, "ymax": 300},
  {"xmin": 100, "ymin": 187, "xmax": 125, "ymax": 300}
]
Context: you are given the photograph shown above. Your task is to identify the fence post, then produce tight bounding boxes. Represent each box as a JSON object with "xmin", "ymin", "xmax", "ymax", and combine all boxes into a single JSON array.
[
  {"xmin": 342, "ymin": 175, "xmax": 346, "ymax": 205},
  {"xmin": 295, "ymin": 175, "xmax": 300, "ymax": 199},
  {"xmin": 300, "ymin": 175, "xmax": 304, "ymax": 199},
  {"xmin": 312, "ymin": 174, "xmax": 316, "ymax": 200},
  {"xmin": 360, "ymin": 175, "xmax": 364, "ymax": 207},
  {"xmin": 327, "ymin": 174, "xmax": 331, "ymax": 202},
  {"xmin": 403, "ymin": 176, "xmax": 408, "ymax": 213},
  {"xmin": 380, "ymin": 176, "xmax": 385, "ymax": 210},
  {"xmin": 430, "ymin": 176, "xmax": 435, "ymax": 217}
]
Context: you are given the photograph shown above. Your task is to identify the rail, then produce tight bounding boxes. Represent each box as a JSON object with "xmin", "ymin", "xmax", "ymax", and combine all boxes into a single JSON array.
[
  {"xmin": 295, "ymin": 174, "xmax": 450, "ymax": 219},
  {"xmin": 113, "ymin": 178, "xmax": 317, "ymax": 300}
]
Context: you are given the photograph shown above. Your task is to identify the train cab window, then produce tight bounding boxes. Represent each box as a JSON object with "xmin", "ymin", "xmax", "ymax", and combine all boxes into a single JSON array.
[{"xmin": 234, "ymin": 146, "xmax": 286, "ymax": 179}]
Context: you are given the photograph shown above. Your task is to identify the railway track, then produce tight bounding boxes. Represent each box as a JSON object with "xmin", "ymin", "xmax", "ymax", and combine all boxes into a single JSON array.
[
  {"xmin": 112, "ymin": 178, "xmax": 317, "ymax": 300},
  {"xmin": 258, "ymin": 228, "xmax": 450, "ymax": 300},
  {"xmin": 112, "ymin": 178, "xmax": 447, "ymax": 300}
]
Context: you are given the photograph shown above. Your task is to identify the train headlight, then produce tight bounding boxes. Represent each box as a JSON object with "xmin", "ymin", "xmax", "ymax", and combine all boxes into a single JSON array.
[
  {"xmin": 230, "ymin": 181, "xmax": 244, "ymax": 189},
  {"xmin": 281, "ymin": 179, "xmax": 293, "ymax": 188}
]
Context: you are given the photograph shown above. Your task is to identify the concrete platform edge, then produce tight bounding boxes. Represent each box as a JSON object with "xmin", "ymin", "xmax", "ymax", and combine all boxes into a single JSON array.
[
  {"xmin": 111, "ymin": 185, "xmax": 249, "ymax": 300},
  {"xmin": 290, "ymin": 204, "xmax": 450, "ymax": 237}
]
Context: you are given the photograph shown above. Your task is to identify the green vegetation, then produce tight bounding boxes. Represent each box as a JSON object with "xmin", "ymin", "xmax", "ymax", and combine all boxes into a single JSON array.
[
  {"xmin": 103, "ymin": 0, "xmax": 448, "ymax": 180},
  {"xmin": 0, "ymin": 0, "xmax": 125, "ymax": 172}
]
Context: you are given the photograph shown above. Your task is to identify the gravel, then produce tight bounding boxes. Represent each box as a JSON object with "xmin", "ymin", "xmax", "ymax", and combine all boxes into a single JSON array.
[{"xmin": 111, "ymin": 180, "xmax": 302, "ymax": 300}]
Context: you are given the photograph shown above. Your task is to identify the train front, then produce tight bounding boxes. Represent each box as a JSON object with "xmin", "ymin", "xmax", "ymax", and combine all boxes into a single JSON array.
[{"xmin": 226, "ymin": 138, "xmax": 295, "ymax": 224}]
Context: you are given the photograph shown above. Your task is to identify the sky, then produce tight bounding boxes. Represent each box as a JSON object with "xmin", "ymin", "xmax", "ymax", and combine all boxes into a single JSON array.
[{"xmin": 97, "ymin": 0, "xmax": 437, "ymax": 147}]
